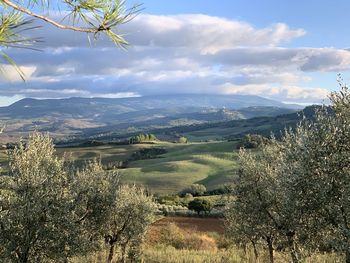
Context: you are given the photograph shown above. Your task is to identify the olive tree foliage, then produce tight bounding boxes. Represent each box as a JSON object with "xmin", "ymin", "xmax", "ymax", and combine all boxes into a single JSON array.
[
  {"xmin": 103, "ymin": 185, "xmax": 156, "ymax": 263},
  {"xmin": 226, "ymin": 118, "xmax": 335, "ymax": 263},
  {"xmin": 225, "ymin": 145, "xmax": 283, "ymax": 263},
  {"xmin": 225, "ymin": 83, "xmax": 350, "ymax": 263},
  {"xmin": 308, "ymin": 85, "xmax": 350, "ymax": 261},
  {"xmin": 276, "ymin": 85, "xmax": 350, "ymax": 261},
  {"xmin": 0, "ymin": 133, "xmax": 79, "ymax": 262},
  {"xmin": 0, "ymin": 0, "xmax": 141, "ymax": 78},
  {"xmin": 72, "ymin": 160, "xmax": 120, "ymax": 252},
  {"xmin": 0, "ymin": 132, "xmax": 155, "ymax": 263}
]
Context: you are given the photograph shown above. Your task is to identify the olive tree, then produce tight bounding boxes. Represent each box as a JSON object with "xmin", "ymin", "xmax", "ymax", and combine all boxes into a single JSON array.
[
  {"xmin": 72, "ymin": 160, "xmax": 120, "ymax": 255},
  {"xmin": 225, "ymin": 145, "xmax": 282, "ymax": 263},
  {"xmin": 103, "ymin": 184, "xmax": 156, "ymax": 263},
  {"xmin": 290, "ymin": 85, "xmax": 350, "ymax": 261},
  {"xmin": 275, "ymin": 84, "xmax": 350, "ymax": 261},
  {"xmin": 227, "ymin": 83, "xmax": 350, "ymax": 262},
  {"xmin": 322, "ymin": 85, "xmax": 350, "ymax": 262},
  {"xmin": 0, "ymin": 133, "xmax": 121, "ymax": 262},
  {"xmin": 0, "ymin": 133, "xmax": 78, "ymax": 262}
]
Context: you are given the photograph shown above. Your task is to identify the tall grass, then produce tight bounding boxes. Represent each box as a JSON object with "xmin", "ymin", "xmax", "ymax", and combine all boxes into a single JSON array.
[
  {"xmin": 142, "ymin": 246, "xmax": 343, "ymax": 263},
  {"xmin": 143, "ymin": 245, "xmax": 244, "ymax": 263}
]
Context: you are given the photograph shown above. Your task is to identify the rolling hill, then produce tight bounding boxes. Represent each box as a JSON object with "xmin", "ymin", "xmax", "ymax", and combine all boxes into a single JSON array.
[
  {"xmin": 79, "ymin": 105, "xmax": 318, "ymax": 143},
  {"xmin": 0, "ymin": 94, "xmax": 301, "ymax": 142}
]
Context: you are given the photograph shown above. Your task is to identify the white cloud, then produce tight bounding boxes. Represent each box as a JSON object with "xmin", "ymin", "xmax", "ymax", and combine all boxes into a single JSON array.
[
  {"xmin": 220, "ymin": 83, "xmax": 329, "ymax": 102},
  {"xmin": 1, "ymin": 13, "xmax": 348, "ymax": 103},
  {"xmin": 126, "ymin": 14, "xmax": 305, "ymax": 54}
]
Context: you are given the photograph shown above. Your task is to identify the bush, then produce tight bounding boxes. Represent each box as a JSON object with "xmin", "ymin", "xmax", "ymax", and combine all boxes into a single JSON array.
[
  {"xmin": 177, "ymin": 136, "xmax": 188, "ymax": 143},
  {"xmin": 159, "ymin": 223, "xmax": 185, "ymax": 249},
  {"xmin": 204, "ymin": 185, "xmax": 232, "ymax": 195},
  {"xmin": 130, "ymin": 147, "xmax": 167, "ymax": 161},
  {"xmin": 129, "ymin": 133, "xmax": 157, "ymax": 144},
  {"xmin": 179, "ymin": 184, "xmax": 207, "ymax": 197},
  {"xmin": 188, "ymin": 199, "xmax": 213, "ymax": 215},
  {"xmin": 236, "ymin": 134, "xmax": 270, "ymax": 149}
]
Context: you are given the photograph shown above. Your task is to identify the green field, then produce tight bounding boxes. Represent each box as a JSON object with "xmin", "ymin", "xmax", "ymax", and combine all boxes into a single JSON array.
[{"xmin": 54, "ymin": 141, "xmax": 238, "ymax": 194}]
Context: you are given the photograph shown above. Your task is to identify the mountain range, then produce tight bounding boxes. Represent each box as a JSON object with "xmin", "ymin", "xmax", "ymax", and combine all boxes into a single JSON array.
[{"xmin": 0, "ymin": 94, "xmax": 303, "ymax": 142}]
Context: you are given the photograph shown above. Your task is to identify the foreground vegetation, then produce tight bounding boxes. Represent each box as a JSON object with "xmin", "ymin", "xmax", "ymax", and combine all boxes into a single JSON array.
[
  {"xmin": 226, "ymin": 84, "xmax": 350, "ymax": 263},
  {"xmin": 72, "ymin": 217, "xmax": 344, "ymax": 263},
  {"xmin": 1, "ymin": 86, "xmax": 350, "ymax": 262},
  {"xmin": 0, "ymin": 133, "xmax": 155, "ymax": 262}
]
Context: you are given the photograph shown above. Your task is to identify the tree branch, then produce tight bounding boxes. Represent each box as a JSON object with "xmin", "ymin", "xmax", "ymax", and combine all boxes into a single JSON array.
[{"xmin": 2, "ymin": 0, "xmax": 101, "ymax": 33}]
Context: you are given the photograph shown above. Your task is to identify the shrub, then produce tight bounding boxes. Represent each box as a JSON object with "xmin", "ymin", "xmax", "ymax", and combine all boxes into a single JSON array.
[
  {"xmin": 129, "ymin": 133, "xmax": 157, "ymax": 144},
  {"xmin": 159, "ymin": 223, "xmax": 185, "ymax": 249},
  {"xmin": 179, "ymin": 184, "xmax": 207, "ymax": 197},
  {"xmin": 188, "ymin": 199, "xmax": 213, "ymax": 215},
  {"xmin": 236, "ymin": 134, "xmax": 270, "ymax": 149},
  {"xmin": 177, "ymin": 136, "xmax": 188, "ymax": 143},
  {"xmin": 130, "ymin": 147, "xmax": 167, "ymax": 161}
]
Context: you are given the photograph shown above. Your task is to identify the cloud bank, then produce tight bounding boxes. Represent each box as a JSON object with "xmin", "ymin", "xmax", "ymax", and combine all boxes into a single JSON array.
[{"xmin": 1, "ymin": 13, "xmax": 348, "ymax": 104}]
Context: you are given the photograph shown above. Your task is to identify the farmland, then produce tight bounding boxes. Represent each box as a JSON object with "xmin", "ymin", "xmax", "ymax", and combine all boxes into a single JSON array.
[{"xmin": 55, "ymin": 140, "xmax": 239, "ymax": 194}]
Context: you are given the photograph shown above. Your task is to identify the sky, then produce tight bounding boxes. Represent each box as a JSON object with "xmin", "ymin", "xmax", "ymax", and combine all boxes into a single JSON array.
[{"xmin": 1, "ymin": 0, "xmax": 350, "ymax": 106}]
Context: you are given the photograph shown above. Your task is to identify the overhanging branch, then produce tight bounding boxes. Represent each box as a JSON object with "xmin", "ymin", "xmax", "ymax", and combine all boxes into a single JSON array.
[{"xmin": 2, "ymin": 0, "xmax": 101, "ymax": 33}]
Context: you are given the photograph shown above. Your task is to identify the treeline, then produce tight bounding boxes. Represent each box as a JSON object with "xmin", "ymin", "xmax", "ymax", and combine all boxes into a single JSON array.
[
  {"xmin": 130, "ymin": 147, "xmax": 167, "ymax": 161},
  {"xmin": 129, "ymin": 133, "xmax": 157, "ymax": 144},
  {"xmin": 0, "ymin": 133, "xmax": 155, "ymax": 263},
  {"xmin": 225, "ymin": 86, "xmax": 350, "ymax": 263}
]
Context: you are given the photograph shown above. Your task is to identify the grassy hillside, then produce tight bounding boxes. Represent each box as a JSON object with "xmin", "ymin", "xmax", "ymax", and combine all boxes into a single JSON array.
[
  {"xmin": 54, "ymin": 141, "xmax": 238, "ymax": 194},
  {"xmin": 141, "ymin": 105, "xmax": 320, "ymax": 142}
]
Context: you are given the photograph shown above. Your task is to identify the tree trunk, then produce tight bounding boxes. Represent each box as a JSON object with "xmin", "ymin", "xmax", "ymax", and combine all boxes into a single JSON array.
[
  {"xmin": 346, "ymin": 248, "xmax": 350, "ymax": 263},
  {"xmin": 266, "ymin": 236, "xmax": 274, "ymax": 263},
  {"xmin": 251, "ymin": 240, "xmax": 259, "ymax": 262},
  {"xmin": 19, "ymin": 254, "xmax": 28, "ymax": 263},
  {"xmin": 287, "ymin": 234, "xmax": 299, "ymax": 263},
  {"xmin": 16, "ymin": 250, "xmax": 29, "ymax": 263},
  {"xmin": 107, "ymin": 244, "xmax": 115, "ymax": 263},
  {"xmin": 121, "ymin": 243, "xmax": 128, "ymax": 263}
]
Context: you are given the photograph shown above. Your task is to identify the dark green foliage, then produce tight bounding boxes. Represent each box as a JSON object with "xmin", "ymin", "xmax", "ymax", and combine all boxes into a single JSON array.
[
  {"xmin": 204, "ymin": 185, "xmax": 232, "ymax": 196},
  {"xmin": 78, "ymin": 140, "xmax": 105, "ymax": 147},
  {"xmin": 236, "ymin": 134, "xmax": 270, "ymax": 149},
  {"xmin": 130, "ymin": 147, "xmax": 167, "ymax": 161},
  {"xmin": 179, "ymin": 184, "xmax": 207, "ymax": 197},
  {"xmin": 104, "ymin": 160, "xmax": 129, "ymax": 169},
  {"xmin": 156, "ymin": 195, "xmax": 185, "ymax": 206},
  {"xmin": 188, "ymin": 199, "xmax": 213, "ymax": 215},
  {"xmin": 129, "ymin": 133, "xmax": 158, "ymax": 144},
  {"xmin": 5, "ymin": 142, "xmax": 20, "ymax": 149}
]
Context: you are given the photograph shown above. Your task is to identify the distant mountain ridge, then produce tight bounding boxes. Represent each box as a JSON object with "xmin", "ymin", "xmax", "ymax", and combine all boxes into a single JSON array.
[
  {"xmin": 1, "ymin": 94, "xmax": 300, "ymax": 118},
  {"xmin": 55, "ymin": 105, "xmax": 320, "ymax": 146},
  {"xmin": 0, "ymin": 94, "xmax": 303, "ymax": 142}
]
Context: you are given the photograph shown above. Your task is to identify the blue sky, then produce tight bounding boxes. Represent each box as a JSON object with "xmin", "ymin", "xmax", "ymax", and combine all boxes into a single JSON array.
[
  {"xmin": 142, "ymin": 0, "xmax": 350, "ymax": 48},
  {"xmin": 140, "ymin": 0, "xmax": 350, "ymax": 90},
  {"xmin": 1, "ymin": 0, "xmax": 350, "ymax": 105}
]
